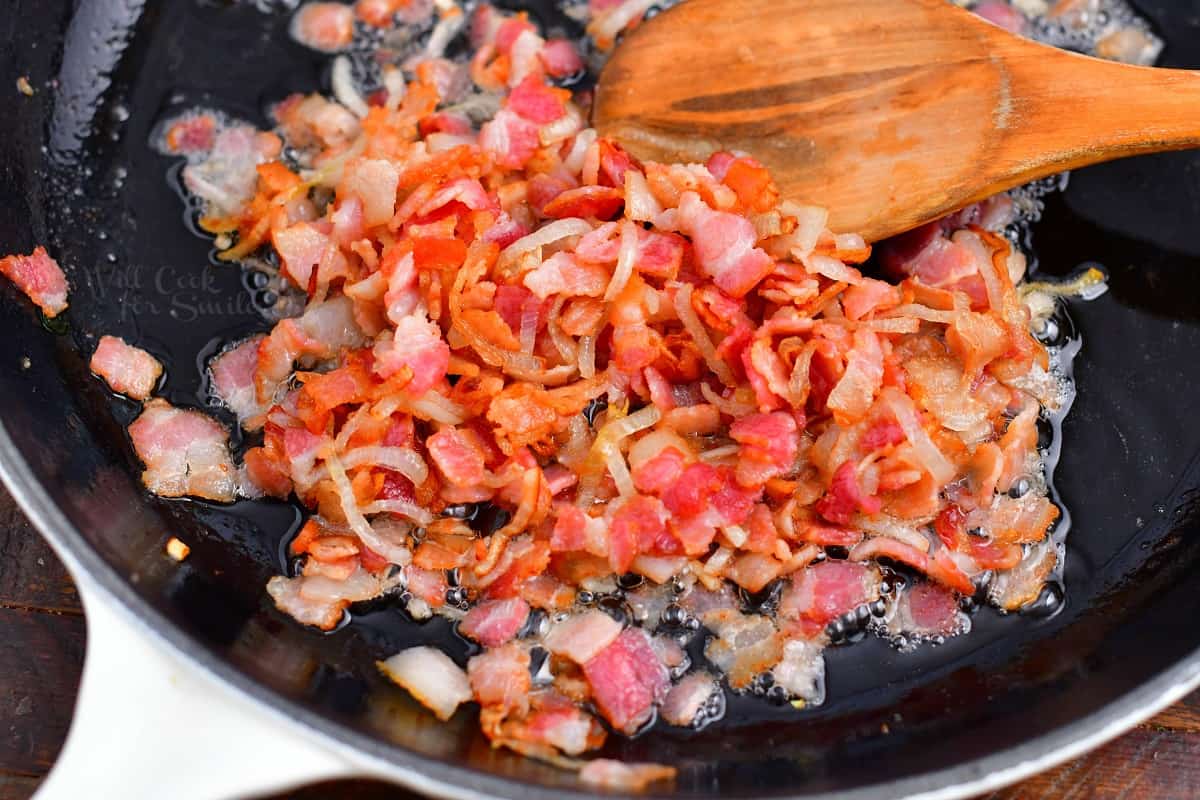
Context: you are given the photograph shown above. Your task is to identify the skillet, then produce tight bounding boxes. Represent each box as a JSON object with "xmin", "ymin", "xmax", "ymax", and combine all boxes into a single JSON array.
[{"xmin": 2, "ymin": 0, "xmax": 1200, "ymax": 796}]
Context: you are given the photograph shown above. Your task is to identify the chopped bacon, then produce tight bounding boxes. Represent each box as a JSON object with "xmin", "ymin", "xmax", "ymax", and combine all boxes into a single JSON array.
[
  {"xmin": 544, "ymin": 609, "xmax": 623, "ymax": 664},
  {"xmin": 90, "ymin": 336, "xmax": 163, "ymax": 401},
  {"xmin": 468, "ymin": 642, "xmax": 531, "ymax": 711},
  {"xmin": 677, "ymin": 192, "xmax": 774, "ymax": 297},
  {"xmin": 539, "ymin": 38, "xmax": 584, "ymax": 77},
  {"xmin": 730, "ymin": 412, "xmax": 799, "ymax": 487},
  {"xmin": 209, "ymin": 335, "xmax": 266, "ymax": 424},
  {"xmin": 427, "ymin": 427, "xmax": 486, "ymax": 487},
  {"xmin": 0, "ymin": 246, "xmax": 69, "ymax": 317},
  {"xmin": 128, "ymin": 399, "xmax": 237, "ymax": 501},
  {"xmin": 379, "ymin": 646, "xmax": 472, "ymax": 721},
  {"xmin": 579, "ymin": 760, "xmax": 676, "ymax": 791},
  {"xmin": 459, "ymin": 597, "xmax": 531, "ymax": 647},
  {"xmin": 779, "ymin": 560, "xmax": 879, "ymax": 635},
  {"xmin": 149, "ymin": 1, "xmax": 1076, "ymax": 766},
  {"xmin": 660, "ymin": 671, "xmax": 720, "ymax": 727},
  {"xmin": 583, "ymin": 627, "xmax": 670, "ymax": 734},
  {"xmin": 507, "ymin": 75, "xmax": 569, "ymax": 124},
  {"xmin": 372, "ymin": 313, "xmax": 450, "ymax": 395},
  {"xmin": 291, "ymin": 2, "xmax": 356, "ymax": 52}
]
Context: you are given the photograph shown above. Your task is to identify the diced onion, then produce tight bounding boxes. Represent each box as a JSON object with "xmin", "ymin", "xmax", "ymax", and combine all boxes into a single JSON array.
[
  {"xmin": 674, "ymin": 283, "xmax": 735, "ymax": 386},
  {"xmin": 604, "ymin": 219, "xmax": 639, "ymax": 301},
  {"xmin": 382, "ymin": 65, "xmax": 406, "ymax": 111},
  {"xmin": 540, "ymin": 104, "xmax": 584, "ymax": 146},
  {"xmin": 341, "ymin": 445, "xmax": 429, "ymax": 486},
  {"xmin": 625, "ymin": 169, "xmax": 662, "ymax": 222},
  {"xmin": 703, "ymin": 546, "xmax": 734, "ymax": 576},
  {"xmin": 606, "ymin": 448, "xmax": 635, "ymax": 498},
  {"xmin": 563, "ymin": 128, "xmax": 597, "ymax": 175},
  {"xmin": 577, "ymin": 335, "xmax": 596, "ymax": 379},
  {"xmin": 399, "ymin": 391, "xmax": 467, "ymax": 425},
  {"xmin": 700, "ymin": 382, "xmax": 755, "ymax": 417},
  {"xmin": 501, "ymin": 218, "xmax": 593, "ymax": 263},
  {"xmin": 698, "ymin": 444, "xmax": 739, "ymax": 463},
  {"xmin": 884, "ymin": 304, "xmax": 960, "ymax": 324},
  {"xmin": 880, "ymin": 387, "xmax": 956, "ymax": 484},
  {"xmin": 360, "ymin": 498, "xmax": 435, "ymax": 526},
  {"xmin": 578, "ymin": 405, "xmax": 661, "ymax": 504},
  {"xmin": 779, "ymin": 201, "xmax": 828, "ymax": 255},
  {"xmin": 627, "ymin": 428, "xmax": 693, "ymax": 473},
  {"xmin": 325, "ymin": 450, "xmax": 384, "ymax": 552},
  {"xmin": 332, "ymin": 56, "xmax": 369, "ymax": 118},
  {"xmin": 519, "ymin": 300, "xmax": 539, "ymax": 354}
]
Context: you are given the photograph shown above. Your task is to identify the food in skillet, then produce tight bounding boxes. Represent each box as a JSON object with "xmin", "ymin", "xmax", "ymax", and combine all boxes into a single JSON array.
[{"xmin": 1, "ymin": 0, "xmax": 1148, "ymax": 789}]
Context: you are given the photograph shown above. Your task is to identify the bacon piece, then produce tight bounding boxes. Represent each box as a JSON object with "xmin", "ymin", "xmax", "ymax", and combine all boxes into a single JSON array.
[
  {"xmin": 539, "ymin": 38, "xmax": 584, "ymax": 77},
  {"xmin": 542, "ymin": 186, "xmax": 624, "ymax": 221},
  {"xmin": 267, "ymin": 567, "xmax": 393, "ymax": 630},
  {"xmin": 459, "ymin": 597, "xmax": 531, "ymax": 647},
  {"xmin": 290, "ymin": 2, "xmax": 355, "ymax": 52},
  {"xmin": 849, "ymin": 536, "xmax": 976, "ymax": 596},
  {"xmin": 372, "ymin": 313, "xmax": 450, "ymax": 395},
  {"xmin": 522, "ymin": 252, "xmax": 609, "ymax": 300},
  {"xmin": 378, "ymin": 646, "xmax": 473, "ymax": 721},
  {"xmin": 609, "ymin": 494, "xmax": 672, "ymax": 571},
  {"xmin": 427, "ymin": 427, "xmax": 486, "ymax": 487},
  {"xmin": 128, "ymin": 399, "xmax": 237, "ymax": 501},
  {"xmin": 579, "ymin": 760, "xmax": 676, "ymax": 791},
  {"xmin": 660, "ymin": 671, "xmax": 720, "ymax": 727},
  {"xmin": 703, "ymin": 613, "xmax": 782, "ymax": 689},
  {"xmin": 676, "ymin": 192, "xmax": 774, "ymax": 297},
  {"xmin": 0, "ymin": 246, "xmax": 69, "ymax": 317},
  {"xmin": 631, "ymin": 447, "xmax": 687, "ymax": 495},
  {"xmin": 816, "ymin": 460, "xmax": 882, "ymax": 525},
  {"xmin": 209, "ymin": 335, "xmax": 267, "ymax": 424},
  {"xmin": 582, "ymin": 627, "xmax": 670, "ymax": 734},
  {"xmin": 544, "ymin": 609, "xmax": 623, "ymax": 664},
  {"xmin": 730, "ymin": 412, "xmax": 799, "ymax": 487},
  {"xmin": 342, "ymin": 158, "xmax": 400, "ymax": 227},
  {"xmin": 897, "ymin": 581, "xmax": 964, "ymax": 636},
  {"xmin": 520, "ymin": 697, "xmax": 605, "ymax": 756},
  {"xmin": 779, "ymin": 560, "xmax": 879, "ymax": 635},
  {"xmin": 507, "ymin": 75, "xmax": 569, "ymax": 124},
  {"xmin": 479, "ymin": 109, "xmax": 541, "ymax": 170},
  {"xmin": 90, "ymin": 336, "xmax": 163, "ymax": 401}
]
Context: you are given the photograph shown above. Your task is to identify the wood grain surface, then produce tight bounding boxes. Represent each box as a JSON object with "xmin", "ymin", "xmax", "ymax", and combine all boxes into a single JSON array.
[
  {"xmin": 593, "ymin": 0, "xmax": 1200, "ymax": 241},
  {"xmin": 1, "ymin": 487, "xmax": 1197, "ymax": 799}
]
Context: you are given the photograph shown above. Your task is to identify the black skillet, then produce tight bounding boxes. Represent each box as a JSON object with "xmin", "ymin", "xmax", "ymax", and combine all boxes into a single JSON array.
[{"xmin": 3, "ymin": 0, "xmax": 1200, "ymax": 797}]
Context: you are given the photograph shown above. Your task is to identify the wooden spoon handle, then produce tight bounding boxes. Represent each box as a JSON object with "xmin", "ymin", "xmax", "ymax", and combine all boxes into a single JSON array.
[{"xmin": 990, "ymin": 42, "xmax": 1200, "ymax": 182}]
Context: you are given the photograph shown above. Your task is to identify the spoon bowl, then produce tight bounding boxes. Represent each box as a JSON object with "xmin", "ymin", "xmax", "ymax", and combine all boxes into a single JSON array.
[{"xmin": 593, "ymin": 0, "xmax": 1200, "ymax": 240}]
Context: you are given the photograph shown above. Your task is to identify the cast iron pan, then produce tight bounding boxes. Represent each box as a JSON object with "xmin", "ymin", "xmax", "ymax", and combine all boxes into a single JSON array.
[{"xmin": 2, "ymin": 0, "xmax": 1200, "ymax": 796}]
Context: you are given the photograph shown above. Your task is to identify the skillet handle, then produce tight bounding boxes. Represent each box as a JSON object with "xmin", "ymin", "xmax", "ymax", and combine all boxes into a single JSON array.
[{"xmin": 32, "ymin": 577, "xmax": 362, "ymax": 800}]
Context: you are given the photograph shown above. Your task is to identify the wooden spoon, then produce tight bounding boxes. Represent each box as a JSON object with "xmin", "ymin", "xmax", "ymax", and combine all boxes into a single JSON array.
[{"xmin": 593, "ymin": 0, "xmax": 1200, "ymax": 241}]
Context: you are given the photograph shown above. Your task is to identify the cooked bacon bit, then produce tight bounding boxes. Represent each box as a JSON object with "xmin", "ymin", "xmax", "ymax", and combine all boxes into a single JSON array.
[
  {"xmin": 152, "ymin": 0, "xmax": 1077, "ymax": 766},
  {"xmin": 0, "ymin": 246, "xmax": 69, "ymax": 317},
  {"xmin": 378, "ymin": 646, "xmax": 473, "ymax": 721},
  {"xmin": 16, "ymin": 76, "xmax": 34, "ymax": 97},
  {"xmin": 544, "ymin": 609, "xmax": 623, "ymax": 664},
  {"xmin": 579, "ymin": 759, "xmax": 676, "ymax": 791},
  {"xmin": 459, "ymin": 597, "xmax": 530, "ymax": 647},
  {"xmin": 291, "ymin": 2, "xmax": 356, "ymax": 53},
  {"xmin": 208, "ymin": 335, "xmax": 266, "ymax": 425},
  {"xmin": 677, "ymin": 192, "xmax": 774, "ymax": 297},
  {"xmin": 128, "ymin": 399, "xmax": 237, "ymax": 501},
  {"xmin": 165, "ymin": 537, "xmax": 191, "ymax": 562},
  {"xmin": 468, "ymin": 642, "xmax": 531, "ymax": 712},
  {"xmin": 780, "ymin": 560, "xmax": 879, "ymax": 635},
  {"xmin": 583, "ymin": 627, "xmax": 670, "ymax": 733},
  {"xmin": 660, "ymin": 671, "xmax": 720, "ymax": 727},
  {"xmin": 90, "ymin": 336, "xmax": 163, "ymax": 401},
  {"xmin": 730, "ymin": 412, "xmax": 799, "ymax": 487}
]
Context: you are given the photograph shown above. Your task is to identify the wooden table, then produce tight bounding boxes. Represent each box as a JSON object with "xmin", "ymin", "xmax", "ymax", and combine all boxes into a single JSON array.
[{"xmin": 1, "ymin": 488, "xmax": 1197, "ymax": 800}]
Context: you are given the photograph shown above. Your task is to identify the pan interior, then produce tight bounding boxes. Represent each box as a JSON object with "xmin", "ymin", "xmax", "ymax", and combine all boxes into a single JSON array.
[{"xmin": 1, "ymin": 0, "xmax": 1199, "ymax": 796}]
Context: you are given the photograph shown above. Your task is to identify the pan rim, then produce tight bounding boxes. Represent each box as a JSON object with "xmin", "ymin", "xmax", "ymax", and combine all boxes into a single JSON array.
[{"xmin": 2, "ymin": 416, "xmax": 1199, "ymax": 800}]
